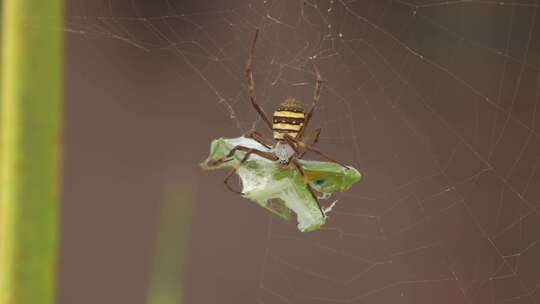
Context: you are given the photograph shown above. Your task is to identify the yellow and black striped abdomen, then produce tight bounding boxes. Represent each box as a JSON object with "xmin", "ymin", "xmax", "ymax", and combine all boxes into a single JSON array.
[{"xmin": 272, "ymin": 110, "xmax": 305, "ymax": 139}]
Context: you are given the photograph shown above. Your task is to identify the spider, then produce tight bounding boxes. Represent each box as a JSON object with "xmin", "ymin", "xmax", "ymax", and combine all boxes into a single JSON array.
[{"xmin": 209, "ymin": 29, "xmax": 349, "ymax": 217}]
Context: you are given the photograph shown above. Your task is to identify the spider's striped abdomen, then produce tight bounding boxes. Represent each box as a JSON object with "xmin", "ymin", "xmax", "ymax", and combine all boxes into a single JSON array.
[{"xmin": 272, "ymin": 98, "xmax": 305, "ymax": 140}]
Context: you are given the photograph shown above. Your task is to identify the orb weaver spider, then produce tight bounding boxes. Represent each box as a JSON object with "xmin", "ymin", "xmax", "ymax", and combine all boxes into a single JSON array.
[{"xmin": 209, "ymin": 29, "xmax": 349, "ymax": 217}]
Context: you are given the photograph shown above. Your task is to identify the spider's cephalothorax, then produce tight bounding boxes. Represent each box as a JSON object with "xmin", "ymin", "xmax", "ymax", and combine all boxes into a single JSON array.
[{"xmin": 272, "ymin": 98, "xmax": 305, "ymax": 140}]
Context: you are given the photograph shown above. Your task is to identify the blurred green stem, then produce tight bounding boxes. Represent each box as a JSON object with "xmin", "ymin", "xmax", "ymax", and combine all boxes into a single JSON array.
[
  {"xmin": 146, "ymin": 182, "xmax": 197, "ymax": 304},
  {"xmin": 0, "ymin": 0, "xmax": 64, "ymax": 303}
]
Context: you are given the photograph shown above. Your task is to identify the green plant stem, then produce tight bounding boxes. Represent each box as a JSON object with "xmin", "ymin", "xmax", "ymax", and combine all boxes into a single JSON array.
[
  {"xmin": 146, "ymin": 181, "xmax": 196, "ymax": 304},
  {"xmin": 0, "ymin": 0, "xmax": 64, "ymax": 303}
]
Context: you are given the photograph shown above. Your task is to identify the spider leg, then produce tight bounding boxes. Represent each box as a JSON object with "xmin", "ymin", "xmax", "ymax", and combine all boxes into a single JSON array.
[
  {"xmin": 209, "ymin": 145, "xmax": 277, "ymax": 167},
  {"xmin": 310, "ymin": 128, "xmax": 322, "ymax": 146},
  {"xmin": 282, "ymin": 134, "xmax": 299, "ymax": 153},
  {"xmin": 292, "ymin": 159, "xmax": 325, "ymax": 218},
  {"xmin": 302, "ymin": 144, "xmax": 349, "ymax": 169},
  {"xmin": 298, "ymin": 63, "xmax": 323, "ymax": 139},
  {"xmin": 246, "ymin": 130, "xmax": 274, "ymax": 149},
  {"xmin": 219, "ymin": 147, "xmax": 278, "ymax": 194},
  {"xmin": 299, "ymin": 128, "xmax": 321, "ymax": 158},
  {"xmin": 223, "ymin": 150, "xmax": 254, "ymax": 195},
  {"xmin": 245, "ymin": 29, "xmax": 273, "ymax": 130}
]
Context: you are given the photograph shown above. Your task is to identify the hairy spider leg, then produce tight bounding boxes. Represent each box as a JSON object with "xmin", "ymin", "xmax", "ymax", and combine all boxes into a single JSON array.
[
  {"xmin": 210, "ymin": 145, "xmax": 278, "ymax": 194},
  {"xmin": 246, "ymin": 130, "xmax": 274, "ymax": 149},
  {"xmin": 309, "ymin": 128, "xmax": 322, "ymax": 146},
  {"xmin": 297, "ymin": 63, "xmax": 323, "ymax": 139},
  {"xmin": 303, "ymin": 144, "xmax": 349, "ymax": 169},
  {"xmin": 222, "ymin": 148, "xmax": 278, "ymax": 194},
  {"xmin": 209, "ymin": 145, "xmax": 277, "ymax": 167},
  {"xmin": 281, "ymin": 134, "xmax": 299, "ymax": 153},
  {"xmin": 223, "ymin": 150, "xmax": 254, "ymax": 194},
  {"xmin": 292, "ymin": 159, "xmax": 325, "ymax": 218},
  {"xmin": 245, "ymin": 29, "xmax": 273, "ymax": 130},
  {"xmin": 283, "ymin": 134, "xmax": 349, "ymax": 170},
  {"xmin": 299, "ymin": 128, "xmax": 321, "ymax": 158}
]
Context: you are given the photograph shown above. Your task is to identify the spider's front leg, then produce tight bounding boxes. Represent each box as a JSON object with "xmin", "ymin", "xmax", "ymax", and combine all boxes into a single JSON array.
[
  {"xmin": 297, "ymin": 63, "xmax": 323, "ymax": 140},
  {"xmin": 245, "ymin": 29, "xmax": 273, "ymax": 130},
  {"xmin": 246, "ymin": 130, "xmax": 274, "ymax": 149}
]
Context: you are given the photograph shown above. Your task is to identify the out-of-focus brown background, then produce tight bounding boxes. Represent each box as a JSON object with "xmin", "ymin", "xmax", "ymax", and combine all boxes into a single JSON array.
[{"xmin": 60, "ymin": 0, "xmax": 540, "ymax": 303}]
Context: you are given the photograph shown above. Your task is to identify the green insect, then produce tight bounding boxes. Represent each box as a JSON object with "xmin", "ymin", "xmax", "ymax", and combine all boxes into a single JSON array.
[{"xmin": 201, "ymin": 136, "xmax": 361, "ymax": 232}]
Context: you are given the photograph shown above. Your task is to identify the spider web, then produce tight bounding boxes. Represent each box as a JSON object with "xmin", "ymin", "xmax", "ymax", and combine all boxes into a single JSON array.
[{"xmin": 60, "ymin": 0, "xmax": 540, "ymax": 303}]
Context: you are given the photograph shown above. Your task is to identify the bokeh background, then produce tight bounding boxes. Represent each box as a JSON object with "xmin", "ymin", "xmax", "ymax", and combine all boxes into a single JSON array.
[{"xmin": 59, "ymin": 0, "xmax": 540, "ymax": 303}]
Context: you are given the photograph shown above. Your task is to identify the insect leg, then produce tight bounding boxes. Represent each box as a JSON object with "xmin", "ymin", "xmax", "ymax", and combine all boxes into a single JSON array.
[{"xmin": 292, "ymin": 159, "xmax": 325, "ymax": 218}]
